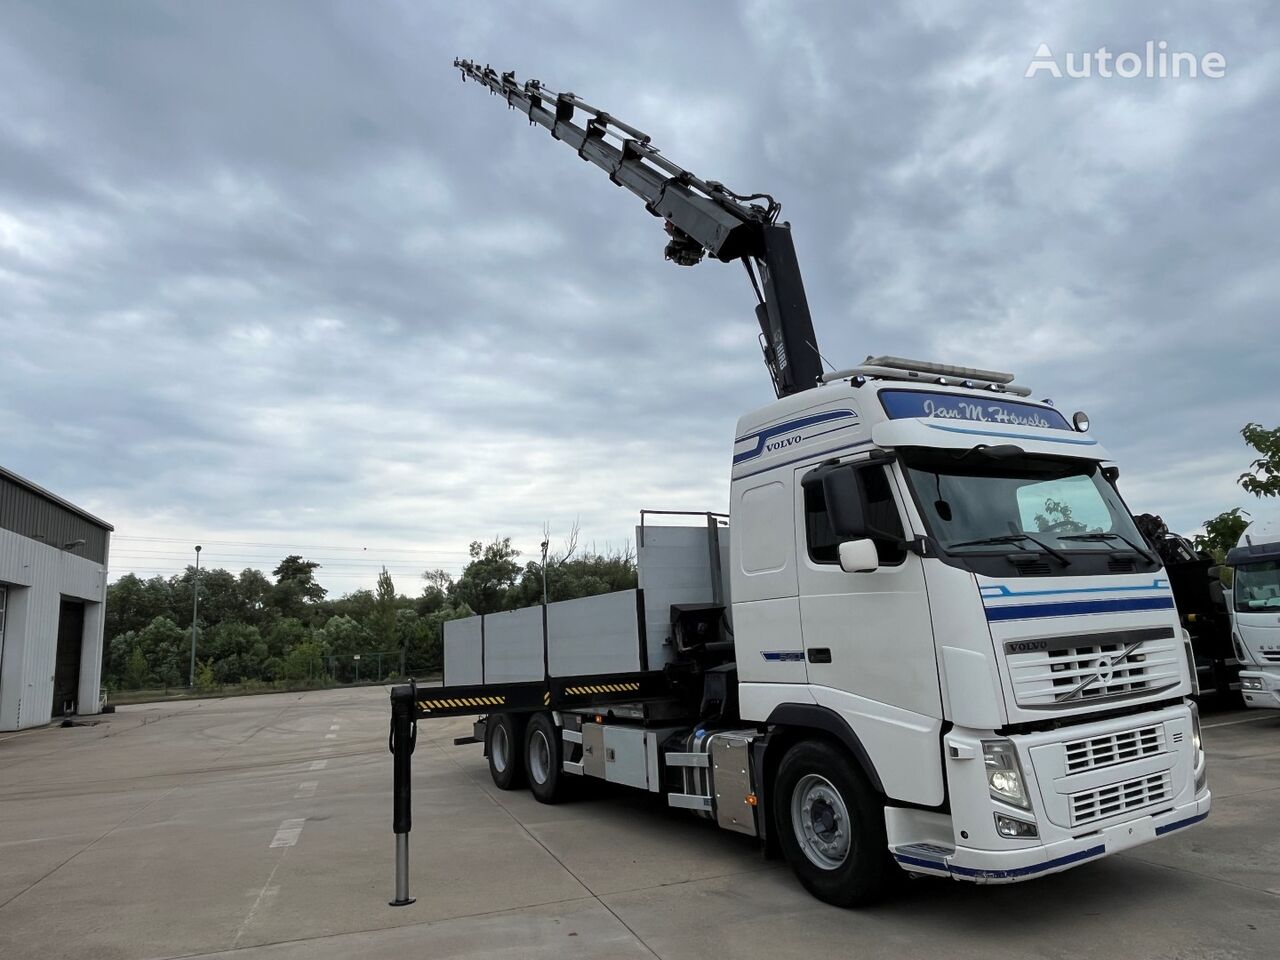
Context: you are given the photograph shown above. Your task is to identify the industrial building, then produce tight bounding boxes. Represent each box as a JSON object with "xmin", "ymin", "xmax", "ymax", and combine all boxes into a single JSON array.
[{"xmin": 0, "ymin": 466, "xmax": 111, "ymax": 731}]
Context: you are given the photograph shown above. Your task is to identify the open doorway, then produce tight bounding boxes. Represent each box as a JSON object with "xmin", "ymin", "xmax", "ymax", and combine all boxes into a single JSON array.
[{"xmin": 53, "ymin": 598, "xmax": 85, "ymax": 717}]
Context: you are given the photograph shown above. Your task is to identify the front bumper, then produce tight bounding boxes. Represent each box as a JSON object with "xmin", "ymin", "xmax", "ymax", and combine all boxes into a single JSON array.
[
  {"xmin": 898, "ymin": 703, "xmax": 1211, "ymax": 883},
  {"xmin": 895, "ymin": 794, "xmax": 1211, "ymax": 882},
  {"xmin": 1239, "ymin": 668, "xmax": 1280, "ymax": 709}
]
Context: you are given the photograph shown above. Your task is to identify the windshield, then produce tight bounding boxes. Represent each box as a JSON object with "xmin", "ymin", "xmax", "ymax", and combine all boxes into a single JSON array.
[
  {"xmin": 1234, "ymin": 561, "xmax": 1280, "ymax": 612},
  {"xmin": 901, "ymin": 452, "xmax": 1151, "ymax": 562}
]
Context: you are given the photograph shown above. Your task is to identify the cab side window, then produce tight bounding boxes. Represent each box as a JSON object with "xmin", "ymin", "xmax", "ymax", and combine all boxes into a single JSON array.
[{"xmin": 804, "ymin": 465, "xmax": 907, "ymax": 566}]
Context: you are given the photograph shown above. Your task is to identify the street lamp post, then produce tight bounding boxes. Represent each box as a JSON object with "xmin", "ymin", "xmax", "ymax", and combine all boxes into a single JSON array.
[
  {"xmin": 189, "ymin": 545, "xmax": 202, "ymax": 687},
  {"xmin": 540, "ymin": 536, "xmax": 550, "ymax": 605}
]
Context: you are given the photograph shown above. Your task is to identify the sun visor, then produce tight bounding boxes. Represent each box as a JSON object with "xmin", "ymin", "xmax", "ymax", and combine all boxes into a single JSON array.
[{"xmin": 871, "ymin": 418, "xmax": 1111, "ymax": 461}]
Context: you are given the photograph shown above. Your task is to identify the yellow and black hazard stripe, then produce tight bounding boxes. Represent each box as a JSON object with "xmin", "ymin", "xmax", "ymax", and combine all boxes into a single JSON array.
[
  {"xmin": 417, "ymin": 695, "xmax": 506, "ymax": 713},
  {"xmin": 563, "ymin": 681, "xmax": 643, "ymax": 697}
]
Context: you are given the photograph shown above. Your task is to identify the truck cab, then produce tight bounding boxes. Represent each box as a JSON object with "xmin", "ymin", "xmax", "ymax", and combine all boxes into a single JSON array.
[
  {"xmin": 730, "ymin": 356, "xmax": 1209, "ymax": 889},
  {"xmin": 1227, "ymin": 517, "xmax": 1280, "ymax": 708}
]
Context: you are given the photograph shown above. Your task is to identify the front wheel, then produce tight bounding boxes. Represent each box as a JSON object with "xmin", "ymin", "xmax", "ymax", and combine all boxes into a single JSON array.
[{"xmin": 773, "ymin": 739, "xmax": 892, "ymax": 907}]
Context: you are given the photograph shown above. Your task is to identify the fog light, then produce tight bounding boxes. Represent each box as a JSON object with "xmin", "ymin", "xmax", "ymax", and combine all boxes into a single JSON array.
[
  {"xmin": 994, "ymin": 813, "xmax": 1039, "ymax": 839},
  {"xmin": 1243, "ymin": 677, "xmax": 1264, "ymax": 690}
]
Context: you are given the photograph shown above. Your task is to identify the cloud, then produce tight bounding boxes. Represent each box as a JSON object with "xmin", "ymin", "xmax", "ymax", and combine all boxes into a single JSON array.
[{"xmin": 1, "ymin": 0, "xmax": 1277, "ymax": 592}]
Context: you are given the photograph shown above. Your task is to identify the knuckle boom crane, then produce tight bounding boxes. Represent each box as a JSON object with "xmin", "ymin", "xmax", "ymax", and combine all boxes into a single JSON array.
[{"xmin": 452, "ymin": 58, "xmax": 823, "ymax": 398}]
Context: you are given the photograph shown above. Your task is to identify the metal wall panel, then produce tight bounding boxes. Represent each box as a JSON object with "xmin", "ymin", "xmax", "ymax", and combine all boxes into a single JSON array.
[
  {"xmin": 637, "ymin": 525, "xmax": 731, "ymax": 669},
  {"xmin": 0, "ymin": 473, "xmax": 110, "ymax": 565},
  {"xmin": 443, "ymin": 615, "xmax": 484, "ymax": 686},
  {"xmin": 546, "ymin": 589, "xmax": 642, "ymax": 677},
  {"xmin": 481, "ymin": 607, "xmax": 545, "ymax": 683}
]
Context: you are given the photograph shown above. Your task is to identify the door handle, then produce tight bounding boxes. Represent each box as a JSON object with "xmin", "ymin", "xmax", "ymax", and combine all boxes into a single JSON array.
[{"xmin": 806, "ymin": 648, "xmax": 832, "ymax": 664}]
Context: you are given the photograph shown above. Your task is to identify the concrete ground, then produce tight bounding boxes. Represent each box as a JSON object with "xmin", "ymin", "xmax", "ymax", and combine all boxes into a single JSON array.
[{"xmin": 0, "ymin": 689, "xmax": 1277, "ymax": 960}]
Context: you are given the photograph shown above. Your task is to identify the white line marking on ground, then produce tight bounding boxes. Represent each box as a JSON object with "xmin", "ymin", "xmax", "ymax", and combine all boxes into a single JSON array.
[
  {"xmin": 308, "ymin": 759, "xmax": 328, "ymax": 771},
  {"xmin": 329, "ymin": 724, "xmax": 340, "ymax": 731},
  {"xmin": 234, "ymin": 863, "xmax": 283, "ymax": 948},
  {"xmin": 295, "ymin": 781, "xmax": 318, "ymax": 800},
  {"xmin": 269, "ymin": 818, "xmax": 306, "ymax": 848},
  {"xmin": 324, "ymin": 733, "xmax": 337, "ymax": 739},
  {"xmin": 1204, "ymin": 713, "xmax": 1280, "ymax": 729}
]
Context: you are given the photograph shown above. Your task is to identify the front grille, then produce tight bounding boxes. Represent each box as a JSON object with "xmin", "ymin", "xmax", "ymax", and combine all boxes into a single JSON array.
[
  {"xmin": 1047, "ymin": 641, "xmax": 1152, "ymax": 699},
  {"xmin": 1065, "ymin": 725, "xmax": 1165, "ymax": 772},
  {"xmin": 1108, "ymin": 557, "xmax": 1137, "ymax": 573},
  {"xmin": 1005, "ymin": 628, "xmax": 1183, "ymax": 708},
  {"xmin": 1070, "ymin": 772, "xmax": 1172, "ymax": 826},
  {"xmin": 1260, "ymin": 650, "xmax": 1280, "ymax": 663}
]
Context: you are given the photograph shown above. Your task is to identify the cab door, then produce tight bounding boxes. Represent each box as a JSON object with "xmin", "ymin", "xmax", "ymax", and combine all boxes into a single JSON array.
[{"xmin": 794, "ymin": 459, "xmax": 941, "ymax": 720}]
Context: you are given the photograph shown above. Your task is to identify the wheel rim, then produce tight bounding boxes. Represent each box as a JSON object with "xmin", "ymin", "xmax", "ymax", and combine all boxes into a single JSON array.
[
  {"xmin": 491, "ymin": 722, "xmax": 509, "ymax": 774},
  {"xmin": 529, "ymin": 729, "xmax": 551, "ymax": 784},
  {"xmin": 791, "ymin": 773, "xmax": 851, "ymax": 870}
]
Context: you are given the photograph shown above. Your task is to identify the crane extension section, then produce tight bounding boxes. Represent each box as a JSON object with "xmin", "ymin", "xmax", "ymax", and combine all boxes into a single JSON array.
[{"xmin": 451, "ymin": 58, "xmax": 823, "ymax": 399}]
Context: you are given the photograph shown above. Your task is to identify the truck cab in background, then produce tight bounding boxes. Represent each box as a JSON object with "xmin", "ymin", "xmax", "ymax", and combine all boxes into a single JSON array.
[{"xmin": 1227, "ymin": 518, "xmax": 1280, "ymax": 708}]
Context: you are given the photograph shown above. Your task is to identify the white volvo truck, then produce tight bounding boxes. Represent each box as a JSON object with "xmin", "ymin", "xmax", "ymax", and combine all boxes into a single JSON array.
[
  {"xmin": 384, "ymin": 62, "xmax": 1209, "ymax": 909},
  {"xmin": 1227, "ymin": 518, "xmax": 1280, "ymax": 708}
]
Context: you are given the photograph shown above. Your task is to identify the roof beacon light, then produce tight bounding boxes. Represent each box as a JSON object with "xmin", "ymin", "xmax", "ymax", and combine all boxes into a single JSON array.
[{"xmin": 1073, "ymin": 411, "xmax": 1090, "ymax": 432}]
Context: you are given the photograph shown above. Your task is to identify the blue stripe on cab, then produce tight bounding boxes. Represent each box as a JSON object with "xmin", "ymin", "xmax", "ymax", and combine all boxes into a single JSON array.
[
  {"xmin": 733, "ymin": 409, "xmax": 858, "ymax": 465},
  {"xmin": 985, "ymin": 596, "xmax": 1175, "ymax": 622}
]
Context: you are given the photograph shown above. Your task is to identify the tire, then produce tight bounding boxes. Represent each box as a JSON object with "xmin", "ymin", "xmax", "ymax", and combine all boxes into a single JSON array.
[
  {"xmin": 486, "ymin": 713, "xmax": 526, "ymax": 790},
  {"xmin": 772, "ymin": 739, "xmax": 892, "ymax": 907},
  {"xmin": 524, "ymin": 712, "xmax": 567, "ymax": 804}
]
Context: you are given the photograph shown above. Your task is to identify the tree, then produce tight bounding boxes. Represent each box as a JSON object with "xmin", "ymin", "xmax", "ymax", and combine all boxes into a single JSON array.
[
  {"xmin": 237, "ymin": 568, "xmax": 277, "ymax": 629},
  {"xmin": 315, "ymin": 615, "xmax": 369, "ymax": 657},
  {"xmin": 281, "ymin": 640, "xmax": 326, "ymax": 685},
  {"xmin": 205, "ymin": 622, "xmax": 266, "ymax": 683},
  {"xmin": 125, "ymin": 646, "xmax": 151, "ymax": 690},
  {"xmin": 273, "ymin": 555, "xmax": 326, "ymax": 620},
  {"xmin": 1239, "ymin": 423, "xmax": 1280, "ymax": 497},
  {"xmin": 508, "ymin": 543, "xmax": 637, "ymax": 608},
  {"xmin": 266, "ymin": 617, "xmax": 309, "ymax": 659},
  {"xmin": 194, "ymin": 660, "xmax": 218, "ymax": 693},
  {"xmin": 419, "ymin": 569, "xmax": 454, "ymax": 615},
  {"xmin": 1194, "ymin": 508, "xmax": 1251, "ymax": 562},
  {"xmin": 372, "ymin": 567, "xmax": 399, "ymax": 666},
  {"xmin": 454, "ymin": 538, "xmax": 521, "ymax": 614}
]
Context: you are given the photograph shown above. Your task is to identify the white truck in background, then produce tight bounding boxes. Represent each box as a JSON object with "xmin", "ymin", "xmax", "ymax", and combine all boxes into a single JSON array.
[
  {"xmin": 384, "ymin": 62, "xmax": 1210, "ymax": 909},
  {"xmin": 1227, "ymin": 517, "xmax": 1280, "ymax": 708}
]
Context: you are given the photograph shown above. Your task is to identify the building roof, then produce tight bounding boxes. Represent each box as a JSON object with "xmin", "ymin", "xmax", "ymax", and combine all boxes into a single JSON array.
[{"xmin": 0, "ymin": 465, "xmax": 114, "ymax": 532}]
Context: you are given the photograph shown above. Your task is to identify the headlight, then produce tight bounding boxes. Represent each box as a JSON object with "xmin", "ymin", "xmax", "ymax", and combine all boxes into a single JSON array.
[
  {"xmin": 983, "ymin": 739, "xmax": 1030, "ymax": 809},
  {"xmin": 1189, "ymin": 701, "xmax": 1202, "ymax": 753}
]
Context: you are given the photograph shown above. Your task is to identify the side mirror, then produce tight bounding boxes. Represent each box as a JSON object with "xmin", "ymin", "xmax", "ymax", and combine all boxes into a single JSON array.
[
  {"xmin": 820, "ymin": 467, "xmax": 867, "ymax": 538},
  {"xmin": 839, "ymin": 538, "xmax": 880, "ymax": 573}
]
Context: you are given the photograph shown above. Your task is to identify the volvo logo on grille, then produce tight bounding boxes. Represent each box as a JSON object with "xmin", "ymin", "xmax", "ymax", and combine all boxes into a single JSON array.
[
  {"xmin": 1056, "ymin": 640, "xmax": 1145, "ymax": 702},
  {"xmin": 1005, "ymin": 639, "xmax": 1049, "ymax": 654}
]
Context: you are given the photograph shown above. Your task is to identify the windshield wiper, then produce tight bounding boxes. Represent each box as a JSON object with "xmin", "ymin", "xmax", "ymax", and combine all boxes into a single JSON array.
[
  {"xmin": 1058, "ymin": 532, "xmax": 1155, "ymax": 564},
  {"xmin": 947, "ymin": 533, "xmax": 1071, "ymax": 566}
]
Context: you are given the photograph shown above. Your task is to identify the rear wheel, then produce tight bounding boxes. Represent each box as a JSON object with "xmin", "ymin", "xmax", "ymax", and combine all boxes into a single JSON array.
[
  {"xmin": 773, "ymin": 739, "xmax": 892, "ymax": 907},
  {"xmin": 486, "ymin": 713, "xmax": 526, "ymax": 790},
  {"xmin": 525, "ymin": 712, "xmax": 568, "ymax": 804}
]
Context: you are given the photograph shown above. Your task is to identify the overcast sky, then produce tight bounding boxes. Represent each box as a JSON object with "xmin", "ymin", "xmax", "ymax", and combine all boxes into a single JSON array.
[{"xmin": 2, "ymin": 1, "xmax": 1277, "ymax": 595}]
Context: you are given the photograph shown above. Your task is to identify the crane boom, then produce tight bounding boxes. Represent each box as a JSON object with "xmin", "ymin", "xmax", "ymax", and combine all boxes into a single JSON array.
[{"xmin": 453, "ymin": 58, "xmax": 824, "ymax": 397}]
